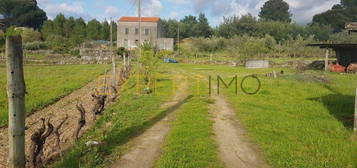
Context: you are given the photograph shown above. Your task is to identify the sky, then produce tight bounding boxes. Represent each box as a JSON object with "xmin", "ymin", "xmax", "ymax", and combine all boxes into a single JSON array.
[{"xmin": 37, "ymin": 0, "xmax": 340, "ymax": 26}]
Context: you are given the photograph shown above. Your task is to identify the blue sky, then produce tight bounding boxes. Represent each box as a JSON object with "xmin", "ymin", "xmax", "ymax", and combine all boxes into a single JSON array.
[{"xmin": 37, "ymin": 0, "xmax": 340, "ymax": 26}]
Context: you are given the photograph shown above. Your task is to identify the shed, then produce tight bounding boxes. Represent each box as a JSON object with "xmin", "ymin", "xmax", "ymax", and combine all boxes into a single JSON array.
[{"xmin": 307, "ymin": 44, "xmax": 357, "ymax": 67}]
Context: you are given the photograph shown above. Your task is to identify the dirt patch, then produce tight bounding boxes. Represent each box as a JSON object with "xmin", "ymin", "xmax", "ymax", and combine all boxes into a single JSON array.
[
  {"xmin": 110, "ymin": 76, "xmax": 188, "ymax": 168},
  {"xmin": 210, "ymin": 96, "xmax": 270, "ymax": 168},
  {"xmin": 0, "ymin": 71, "xmax": 120, "ymax": 167}
]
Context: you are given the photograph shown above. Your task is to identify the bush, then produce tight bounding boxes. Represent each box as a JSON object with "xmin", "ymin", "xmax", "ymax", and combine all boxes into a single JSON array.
[
  {"xmin": 70, "ymin": 49, "xmax": 80, "ymax": 57},
  {"xmin": 21, "ymin": 28, "xmax": 42, "ymax": 43},
  {"xmin": 23, "ymin": 41, "xmax": 49, "ymax": 50}
]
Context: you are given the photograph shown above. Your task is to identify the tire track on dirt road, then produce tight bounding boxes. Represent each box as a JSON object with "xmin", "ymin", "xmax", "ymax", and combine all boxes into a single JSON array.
[
  {"xmin": 0, "ymin": 70, "xmax": 120, "ymax": 167},
  {"xmin": 210, "ymin": 95, "xmax": 270, "ymax": 168},
  {"xmin": 110, "ymin": 75, "xmax": 189, "ymax": 168}
]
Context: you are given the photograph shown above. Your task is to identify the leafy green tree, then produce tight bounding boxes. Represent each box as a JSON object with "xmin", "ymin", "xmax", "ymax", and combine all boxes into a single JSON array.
[
  {"xmin": 69, "ymin": 18, "xmax": 86, "ymax": 46},
  {"xmin": 180, "ymin": 15, "xmax": 198, "ymax": 38},
  {"xmin": 306, "ymin": 23, "xmax": 333, "ymax": 41},
  {"xmin": 53, "ymin": 13, "xmax": 66, "ymax": 36},
  {"xmin": 313, "ymin": 0, "xmax": 357, "ymax": 32},
  {"xmin": 111, "ymin": 21, "xmax": 117, "ymax": 41},
  {"xmin": 161, "ymin": 19, "xmax": 179, "ymax": 38},
  {"xmin": 196, "ymin": 13, "xmax": 212, "ymax": 37},
  {"xmin": 0, "ymin": 0, "xmax": 47, "ymax": 29},
  {"xmin": 63, "ymin": 16, "xmax": 75, "ymax": 38},
  {"xmin": 101, "ymin": 20, "xmax": 110, "ymax": 41},
  {"xmin": 259, "ymin": 0, "xmax": 292, "ymax": 22},
  {"xmin": 41, "ymin": 20, "xmax": 54, "ymax": 39},
  {"xmin": 86, "ymin": 19, "xmax": 102, "ymax": 40}
]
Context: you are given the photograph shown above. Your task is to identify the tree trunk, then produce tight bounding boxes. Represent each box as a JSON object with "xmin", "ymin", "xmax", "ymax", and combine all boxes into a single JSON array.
[{"xmin": 6, "ymin": 35, "xmax": 26, "ymax": 168}]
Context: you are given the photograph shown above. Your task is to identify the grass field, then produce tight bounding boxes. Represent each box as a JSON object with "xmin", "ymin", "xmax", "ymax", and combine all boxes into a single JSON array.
[
  {"xmin": 0, "ymin": 64, "xmax": 110, "ymax": 126},
  {"xmin": 51, "ymin": 63, "xmax": 356, "ymax": 168},
  {"xmin": 167, "ymin": 63, "xmax": 357, "ymax": 168}
]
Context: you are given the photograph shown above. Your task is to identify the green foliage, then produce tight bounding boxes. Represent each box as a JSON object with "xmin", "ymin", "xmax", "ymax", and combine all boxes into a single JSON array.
[
  {"xmin": 306, "ymin": 23, "xmax": 333, "ymax": 41},
  {"xmin": 0, "ymin": 0, "xmax": 47, "ymax": 29},
  {"xmin": 47, "ymin": 34, "xmax": 71, "ymax": 54},
  {"xmin": 21, "ymin": 27, "xmax": 41, "ymax": 43},
  {"xmin": 156, "ymin": 50, "xmax": 174, "ymax": 59},
  {"xmin": 101, "ymin": 20, "xmax": 110, "ymax": 41},
  {"xmin": 87, "ymin": 19, "xmax": 102, "ymax": 40},
  {"xmin": 115, "ymin": 47, "xmax": 128, "ymax": 56},
  {"xmin": 313, "ymin": 0, "xmax": 357, "ymax": 32},
  {"xmin": 329, "ymin": 31, "xmax": 357, "ymax": 43},
  {"xmin": 139, "ymin": 42, "xmax": 159, "ymax": 88},
  {"xmin": 23, "ymin": 41, "xmax": 48, "ymax": 50},
  {"xmin": 259, "ymin": 0, "xmax": 292, "ymax": 22}
]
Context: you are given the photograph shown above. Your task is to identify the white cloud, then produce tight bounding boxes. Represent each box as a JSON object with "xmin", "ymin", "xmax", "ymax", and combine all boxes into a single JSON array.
[
  {"xmin": 142, "ymin": 0, "xmax": 163, "ymax": 16},
  {"xmin": 105, "ymin": 6, "xmax": 120, "ymax": 18},
  {"xmin": 38, "ymin": 1, "xmax": 91, "ymax": 20},
  {"xmin": 167, "ymin": 0, "xmax": 188, "ymax": 4},
  {"xmin": 189, "ymin": 0, "xmax": 339, "ymax": 24}
]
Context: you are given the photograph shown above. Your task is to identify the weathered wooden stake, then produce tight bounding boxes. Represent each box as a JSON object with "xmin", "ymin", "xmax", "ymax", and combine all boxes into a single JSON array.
[
  {"xmin": 325, "ymin": 49, "xmax": 329, "ymax": 72},
  {"xmin": 6, "ymin": 35, "xmax": 26, "ymax": 168},
  {"xmin": 353, "ymin": 88, "xmax": 357, "ymax": 132}
]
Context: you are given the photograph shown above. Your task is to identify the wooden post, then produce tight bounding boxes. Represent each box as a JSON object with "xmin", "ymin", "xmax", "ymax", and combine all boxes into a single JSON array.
[
  {"xmin": 325, "ymin": 49, "xmax": 329, "ymax": 72},
  {"xmin": 6, "ymin": 35, "xmax": 26, "ymax": 168},
  {"xmin": 354, "ymin": 88, "xmax": 357, "ymax": 132}
]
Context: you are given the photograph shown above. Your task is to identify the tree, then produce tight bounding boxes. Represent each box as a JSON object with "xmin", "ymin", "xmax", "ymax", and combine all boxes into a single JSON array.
[
  {"xmin": 63, "ymin": 16, "xmax": 75, "ymax": 38},
  {"xmin": 53, "ymin": 13, "xmax": 66, "ymax": 36},
  {"xmin": 196, "ymin": 13, "xmax": 212, "ymax": 37},
  {"xmin": 86, "ymin": 19, "xmax": 102, "ymax": 40},
  {"xmin": 312, "ymin": 0, "xmax": 357, "ymax": 32},
  {"xmin": 41, "ymin": 20, "xmax": 54, "ymax": 40},
  {"xmin": 259, "ymin": 0, "xmax": 292, "ymax": 22},
  {"xmin": 180, "ymin": 15, "xmax": 198, "ymax": 38},
  {"xmin": 101, "ymin": 20, "xmax": 110, "ymax": 41},
  {"xmin": 0, "ymin": 0, "xmax": 47, "ymax": 29},
  {"xmin": 70, "ymin": 18, "xmax": 86, "ymax": 46}
]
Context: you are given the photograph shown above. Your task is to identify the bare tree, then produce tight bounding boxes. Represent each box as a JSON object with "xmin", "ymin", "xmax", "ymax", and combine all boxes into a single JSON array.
[{"xmin": 29, "ymin": 117, "xmax": 54, "ymax": 168}]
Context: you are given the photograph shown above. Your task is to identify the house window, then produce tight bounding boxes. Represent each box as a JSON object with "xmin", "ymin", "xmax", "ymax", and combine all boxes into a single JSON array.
[
  {"xmin": 135, "ymin": 28, "xmax": 139, "ymax": 35},
  {"xmin": 145, "ymin": 28, "xmax": 149, "ymax": 36},
  {"xmin": 125, "ymin": 28, "xmax": 129, "ymax": 35}
]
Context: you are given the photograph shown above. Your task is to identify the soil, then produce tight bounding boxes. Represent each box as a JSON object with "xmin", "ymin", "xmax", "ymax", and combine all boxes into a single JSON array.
[
  {"xmin": 110, "ymin": 76, "xmax": 188, "ymax": 168},
  {"xmin": 0, "ymin": 71, "xmax": 118, "ymax": 168},
  {"xmin": 210, "ymin": 96, "xmax": 270, "ymax": 168}
]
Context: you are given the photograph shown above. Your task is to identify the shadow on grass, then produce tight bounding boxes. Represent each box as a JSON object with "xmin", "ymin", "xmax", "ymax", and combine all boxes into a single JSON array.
[
  {"xmin": 309, "ymin": 94, "xmax": 355, "ymax": 129},
  {"xmin": 95, "ymin": 95, "xmax": 193, "ymax": 163}
]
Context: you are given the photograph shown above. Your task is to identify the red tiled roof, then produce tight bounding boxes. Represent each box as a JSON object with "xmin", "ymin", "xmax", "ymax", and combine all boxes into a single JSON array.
[{"xmin": 119, "ymin": 17, "xmax": 160, "ymax": 22}]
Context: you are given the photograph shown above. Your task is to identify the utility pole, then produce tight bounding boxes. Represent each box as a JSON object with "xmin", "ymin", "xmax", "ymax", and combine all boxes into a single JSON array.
[
  {"xmin": 177, "ymin": 23, "xmax": 180, "ymax": 58},
  {"xmin": 110, "ymin": 18, "xmax": 116, "ymax": 90},
  {"xmin": 7, "ymin": 35, "xmax": 26, "ymax": 168}
]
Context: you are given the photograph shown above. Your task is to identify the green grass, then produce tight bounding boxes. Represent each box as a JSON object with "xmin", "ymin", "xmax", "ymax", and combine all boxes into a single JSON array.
[
  {"xmin": 54, "ymin": 70, "xmax": 175, "ymax": 168},
  {"xmin": 168, "ymin": 63, "xmax": 357, "ymax": 168},
  {"xmin": 154, "ymin": 96, "xmax": 223, "ymax": 168},
  {"xmin": 0, "ymin": 64, "xmax": 110, "ymax": 126}
]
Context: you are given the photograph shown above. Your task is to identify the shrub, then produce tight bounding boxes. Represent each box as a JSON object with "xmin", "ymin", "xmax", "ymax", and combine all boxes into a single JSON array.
[{"xmin": 23, "ymin": 41, "xmax": 49, "ymax": 50}]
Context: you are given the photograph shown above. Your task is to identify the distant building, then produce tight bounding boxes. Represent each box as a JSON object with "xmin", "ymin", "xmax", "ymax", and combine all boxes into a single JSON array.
[{"xmin": 117, "ymin": 16, "xmax": 174, "ymax": 51}]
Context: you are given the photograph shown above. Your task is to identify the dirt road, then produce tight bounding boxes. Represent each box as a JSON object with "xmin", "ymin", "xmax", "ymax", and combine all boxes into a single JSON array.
[
  {"xmin": 110, "ymin": 76, "xmax": 189, "ymax": 168},
  {"xmin": 211, "ymin": 96, "xmax": 270, "ymax": 168}
]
